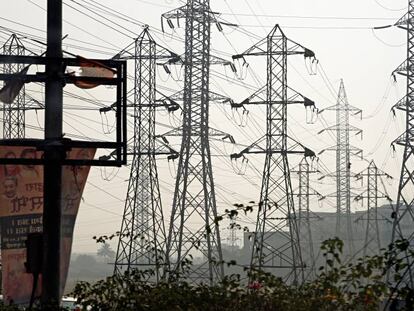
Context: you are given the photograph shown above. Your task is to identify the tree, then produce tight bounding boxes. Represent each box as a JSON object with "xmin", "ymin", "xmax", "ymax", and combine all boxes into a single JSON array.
[{"xmin": 96, "ymin": 243, "xmax": 115, "ymax": 262}]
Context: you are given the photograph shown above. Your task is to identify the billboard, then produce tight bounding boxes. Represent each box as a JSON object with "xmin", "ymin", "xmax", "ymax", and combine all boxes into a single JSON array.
[{"xmin": 0, "ymin": 146, "xmax": 95, "ymax": 305}]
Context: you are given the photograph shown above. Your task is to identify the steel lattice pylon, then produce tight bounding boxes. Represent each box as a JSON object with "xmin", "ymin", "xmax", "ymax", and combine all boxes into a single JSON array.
[
  {"xmin": 113, "ymin": 28, "xmax": 176, "ymax": 281},
  {"xmin": 2, "ymin": 34, "xmax": 26, "ymax": 139},
  {"xmin": 319, "ymin": 80, "xmax": 362, "ymax": 258},
  {"xmin": 227, "ymin": 217, "xmax": 240, "ymax": 251},
  {"xmin": 231, "ymin": 25, "xmax": 317, "ymax": 284},
  {"xmin": 296, "ymin": 158, "xmax": 321, "ymax": 279},
  {"xmin": 388, "ymin": 0, "xmax": 414, "ymax": 287},
  {"xmin": 355, "ymin": 161, "xmax": 392, "ymax": 258},
  {"xmin": 162, "ymin": 0, "xmax": 224, "ymax": 284}
]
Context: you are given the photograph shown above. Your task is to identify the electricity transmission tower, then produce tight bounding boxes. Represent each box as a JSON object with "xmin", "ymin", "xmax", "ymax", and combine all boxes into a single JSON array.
[
  {"xmin": 161, "ymin": 0, "xmax": 225, "ymax": 284},
  {"xmin": 113, "ymin": 27, "xmax": 178, "ymax": 281},
  {"xmin": 227, "ymin": 217, "xmax": 241, "ymax": 251},
  {"xmin": 388, "ymin": 0, "xmax": 414, "ymax": 287},
  {"xmin": 295, "ymin": 158, "xmax": 322, "ymax": 279},
  {"xmin": 231, "ymin": 25, "xmax": 317, "ymax": 284},
  {"xmin": 355, "ymin": 161, "xmax": 392, "ymax": 257},
  {"xmin": 319, "ymin": 80, "xmax": 362, "ymax": 258},
  {"xmin": 2, "ymin": 34, "xmax": 26, "ymax": 139}
]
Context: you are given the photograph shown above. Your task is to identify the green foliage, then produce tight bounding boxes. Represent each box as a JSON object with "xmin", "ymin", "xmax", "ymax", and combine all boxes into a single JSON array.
[
  {"xmin": 3, "ymin": 203, "xmax": 411, "ymax": 310},
  {"xmin": 69, "ymin": 203, "xmax": 414, "ymax": 310},
  {"xmin": 68, "ymin": 237, "xmax": 414, "ymax": 311}
]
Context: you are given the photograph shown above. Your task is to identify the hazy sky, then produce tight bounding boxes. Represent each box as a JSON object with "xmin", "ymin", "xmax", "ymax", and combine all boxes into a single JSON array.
[{"xmin": 0, "ymin": 0, "xmax": 409, "ymax": 253}]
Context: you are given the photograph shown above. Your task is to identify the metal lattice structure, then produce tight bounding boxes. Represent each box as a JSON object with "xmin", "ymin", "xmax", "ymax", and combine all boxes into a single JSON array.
[
  {"xmin": 113, "ymin": 28, "xmax": 177, "ymax": 281},
  {"xmin": 162, "ymin": 0, "xmax": 225, "ymax": 284},
  {"xmin": 227, "ymin": 217, "xmax": 240, "ymax": 251},
  {"xmin": 2, "ymin": 34, "xmax": 26, "ymax": 139},
  {"xmin": 319, "ymin": 80, "xmax": 362, "ymax": 258},
  {"xmin": 388, "ymin": 0, "xmax": 414, "ymax": 286},
  {"xmin": 231, "ymin": 25, "xmax": 317, "ymax": 284},
  {"xmin": 355, "ymin": 161, "xmax": 392, "ymax": 258},
  {"xmin": 296, "ymin": 158, "xmax": 321, "ymax": 279}
]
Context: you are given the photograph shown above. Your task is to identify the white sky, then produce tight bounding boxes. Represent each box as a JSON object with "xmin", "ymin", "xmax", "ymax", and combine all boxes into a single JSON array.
[{"xmin": 0, "ymin": 0, "xmax": 409, "ymax": 253}]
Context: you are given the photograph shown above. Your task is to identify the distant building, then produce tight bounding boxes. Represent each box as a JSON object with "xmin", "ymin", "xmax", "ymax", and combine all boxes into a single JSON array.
[
  {"xmin": 240, "ymin": 204, "xmax": 395, "ymax": 274},
  {"xmin": 198, "ymin": 204, "xmax": 401, "ymax": 279}
]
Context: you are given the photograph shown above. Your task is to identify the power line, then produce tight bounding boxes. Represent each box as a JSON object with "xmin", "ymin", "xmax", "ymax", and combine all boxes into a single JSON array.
[
  {"xmin": 220, "ymin": 12, "xmax": 399, "ymax": 21},
  {"xmin": 373, "ymin": 0, "xmax": 406, "ymax": 12},
  {"xmin": 237, "ymin": 25, "xmax": 376, "ymax": 30},
  {"xmin": 62, "ymin": 0, "xmax": 134, "ymax": 39},
  {"xmin": 26, "ymin": 0, "xmax": 124, "ymax": 53}
]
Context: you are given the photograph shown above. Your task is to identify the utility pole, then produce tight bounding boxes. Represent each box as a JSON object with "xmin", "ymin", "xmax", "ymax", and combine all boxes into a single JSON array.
[
  {"xmin": 113, "ymin": 27, "xmax": 177, "ymax": 281},
  {"xmin": 42, "ymin": 0, "xmax": 64, "ymax": 305},
  {"xmin": 162, "ymin": 0, "xmax": 225, "ymax": 284},
  {"xmin": 319, "ymin": 80, "xmax": 362, "ymax": 259},
  {"xmin": 0, "ymin": 2, "xmax": 126, "ymax": 306},
  {"xmin": 231, "ymin": 25, "xmax": 317, "ymax": 284},
  {"xmin": 355, "ymin": 161, "xmax": 392, "ymax": 257},
  {"xmin": 2, "ymin": 34, "xmax": 26, "ymax": 139},
  {"xmin": 388, "ymin": 0, "xmax": 414, "ymax": 287}
]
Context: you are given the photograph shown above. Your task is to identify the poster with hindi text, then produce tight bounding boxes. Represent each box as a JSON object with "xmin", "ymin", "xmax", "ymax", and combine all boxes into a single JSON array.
[{"xmin": 0, "ymin": 146, "xmax": 95, "ymax": 305}]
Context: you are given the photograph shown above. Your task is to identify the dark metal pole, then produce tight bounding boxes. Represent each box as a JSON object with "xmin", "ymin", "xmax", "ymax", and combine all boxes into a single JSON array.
[{"xmin": 42, "ymin": 0, "xmax": 64, "ymax": 306}]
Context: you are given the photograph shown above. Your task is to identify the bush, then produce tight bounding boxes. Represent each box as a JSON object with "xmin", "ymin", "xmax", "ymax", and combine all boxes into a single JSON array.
[{"xmin": 70, "ymin": 238, "xmax": 413, "ymax": 311}]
